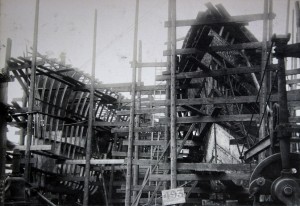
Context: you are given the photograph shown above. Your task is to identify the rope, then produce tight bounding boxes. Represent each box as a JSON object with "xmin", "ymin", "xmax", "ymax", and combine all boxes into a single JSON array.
[
  {"xmin": 241, "ymin": 41, "xmax": 274, "ymax": 155},
  {"xmin": 256, "ymin": 69, "xmax": 279, "ymax": 137}
]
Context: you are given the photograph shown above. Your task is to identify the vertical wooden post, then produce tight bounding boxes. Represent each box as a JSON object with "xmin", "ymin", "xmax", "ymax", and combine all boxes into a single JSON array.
[
  {"xmin": 296, "ymin": 2, "xmax": 300, "ymax": 84},
  {"xmin": 83, "ymin": 10, "xmax": 97, "ymax": 206},
  {"xmin": 133, "ymin": 41, "xmax": 142, "ymax": 200},
  {"xmin": 272, "ymin": 35, "xmax": 291, "ymax": 170},
  {"xmin": 214, "ymin": 124, "xmax": 217, "ymax": 163},
  {"xmin": 291, "ymin": 7, "xmax": 297, "ymax": 88},
  {"xmin": 25, "ymin": 0, "xmax": 39, "ymax": 181},
  {"xmin": 125, "ymin": 0, "xmax": 139, "ymax": 205},
  {"xmin": 268, "ymin": 0, "xmax": 275, "ymax": 154},
  {"xmin": 108, "ymin": 134, "xmax": 117, "ymax": 204},
  {"xmin": 292, "ymin": 10, "xmax": 295, "ymax": 70},
  {"xmin": 163, "ymin": 0, "xmax": 172, "ymax": 191},
  {"xmin": 170, "ymin": 0, "xmax": 177, "ymax": 189},
  {"xmin": 0, "ymin": 38, "xmax": 11, "ymax": 206},
  {"xmin": 286, "ymin": 0, "xmax": 291, "ymax": 35},
  {"xmin": 258, "ymin": 0, "xmax": 268, "ymax": 161},
  {"xmin": 19, "ymin": 92, "xmax": 27, "ymax": 145}
]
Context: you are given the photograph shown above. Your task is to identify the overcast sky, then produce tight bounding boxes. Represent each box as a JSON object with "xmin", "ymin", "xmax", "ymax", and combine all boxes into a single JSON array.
[
  {"xmin": 1, "ymin": 0, "xmax": 290, "ymax": 85},
  {"xmin": 0, "ymin": 0, "xmax": 293, "ymax": 143}
]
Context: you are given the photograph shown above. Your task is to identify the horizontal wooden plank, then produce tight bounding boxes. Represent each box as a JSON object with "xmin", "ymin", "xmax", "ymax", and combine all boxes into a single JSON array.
[
  {"xmin": 9, "ymin": 158, "xmax": 37, "ymax": 165},
  {"xmin": 156, "ymin": 65, "xmax": 278, "ymax": 81},
  {"xmin": 157, "ymin": 65, "xmax": 297, "ymax": 81},
  {"xmin": 290, "ymin": 116, "xmax": 300, "ymax": 123},
  {"xmin": 95, "ymin": 82, "xmax": 143, "ymax": 89},
  {"xmin": 127, "ymin": 90, "xmax": 300, "ymax": 108},
  {"xmin": 14, "ymin": 145, "xmax": 53, "ymax": 151},
  {"xmin": 176, "ymin": 90, "xmax": 300, "ymax": 105},
  {"xmin": 111, "ymin": 198, "xmax": 203, "ymax": 204},
  {"xmin": 286, "ymin": 78, "xmax": 300, "ymax": 85},
  {"xmin": 131, "ymin": 159, "xmax": 162, "ymax": 165},
  {"xmin": 131, "ymin": 62, "xmax": 169, "ymax": 68},
  {"xmin": 286, "ymin": 125, "xmax": 300, "ymax": 132},
  {"xmin": 286, "ymin": 68, "xmax": 300, "ymax": 75},
  {"xmin": 209, "ymin": 42, "xmax": 264, "ymax": 52},
  {"xmin": 117, "ymin": 107, "xmax": 166, "ymax": 115},
  {"xmin": 116, "ymin": 107, "xmax": 191, "ymax": 116},
  {"xmin": 118, "ymin": 185, "xmax": 205, "ymax": 193},
  {"xmin": 232, "ymin": 136, "xmax": 300, "ymax": 145},
  {"xmin": 158, "ymin": 163, "xmax": 254, "ymax": 172},
  {"xmin": 131, "ymin": 160, "xmax": 254, "ymax": 172},
  {"xmin": 136, "ymin": 85, "xmax": 166, "ymax": 91},
  {"xmin": 92, "ymin": 165, "xmax": 127, "ymax": 171},
  {"xmin": 122, "ymin": 140, "xmax": 198, "ymax": 146},
  {"xmin": 111, "ymin": 126, "xmax": 166, "ymax": 133},
  {"xmin": 165, "ymin": 13, "xmax": 275, "ymax": 27},
  {"xmin": 119, "ymin": 97, "xmax": 153, "ymax": 104},
  {"xmin": 94, "ymin": 121, "xmax": 128, "ymax": 127},
  {"xmin": 62, "ymin": 159, "xmax": 125, "ymax": 165},
  {"xmin": 111, "ymin": 151, "xmax": 160, "ymax": 158},
  {"xmin": 150, "ymin": 173, "xmax": 250, "ymax": 181},
  {"xmin": 289, "ymin": 101, "xmax": 300, "ymax": 109},
  {"xmin": 163, "ymin": 42, "xmax": 269, "ymax": 55},
  {"xmin": 163, "ymin": 48, "xmax": 201, "ymax": 56},
  {"xmin": 160, "ymin": 114, "xmax": 260, "ymax": 124},
  {"xmin": 96, "ymin": 85, "xmax": 166, "ymax": 92},
  {"xmin": 56, "ymin": 176, "xmax": 97, "ymax": 182}
]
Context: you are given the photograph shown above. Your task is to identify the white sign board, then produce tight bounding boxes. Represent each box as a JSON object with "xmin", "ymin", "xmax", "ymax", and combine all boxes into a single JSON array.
[{"xmin": 162, "ymin": 187, "xmax": 186, "ymax": 205}]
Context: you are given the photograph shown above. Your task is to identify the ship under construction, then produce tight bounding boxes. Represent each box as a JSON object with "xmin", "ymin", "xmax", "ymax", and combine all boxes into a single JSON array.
[{"xmin": 1, "ymin": 0, "xmax": 300, "ymax": 205}]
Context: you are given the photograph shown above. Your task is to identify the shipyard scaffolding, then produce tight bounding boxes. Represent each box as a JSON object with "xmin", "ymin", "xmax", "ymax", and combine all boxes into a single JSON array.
[{"xmin": 1, "ymin": 0, "xmax": 300, "ymax": 206}]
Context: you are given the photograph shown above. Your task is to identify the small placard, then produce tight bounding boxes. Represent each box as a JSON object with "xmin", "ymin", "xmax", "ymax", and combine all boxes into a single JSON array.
[{"xmin": 162, "ymin": 187, "xmax": 186, "ymax": 205}]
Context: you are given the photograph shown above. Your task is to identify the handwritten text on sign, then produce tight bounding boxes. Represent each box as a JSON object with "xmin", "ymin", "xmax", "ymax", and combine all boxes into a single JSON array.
[{"xmin": 162, "ymin": 187, "xmax": 186, "ymax": 205}]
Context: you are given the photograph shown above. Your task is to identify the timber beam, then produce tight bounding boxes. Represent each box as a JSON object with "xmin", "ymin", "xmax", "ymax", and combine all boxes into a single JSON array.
[
  {"xmin": 163, "ymin": 42, "xmax": 270, "ymax": 56},
  {"xmin": 117, "ymin": 90, "xmax": 300, "ymax": 108},
  {"xmin": 156, "ymin": 65, "xmax": 279, "ymax": 81},
  {"xmin": 156, "ymin": 65, "xmax": 300, "ymax": 81},
  {"xmin": 149, "ymin": 173, "xmax": 250, "ymax": 181},
  {"xmin": 131, "ymin": 62, "xmax": 169, "ymax": 68},
  {"xmin": 57, "ymin": 159, "xmax": 125, "ymax": 165},
  {"xmin": 159, "ymin": 114, "xmax": 260, "ymax": 124},
  {"xmin": 112, "ymin": 126, "xmax": 166, "ymax": 133},
  {"xmin": 111, "ymin": 198, "xmax": 203, "ymax": 204},
  {"xmin": 117, "ymin": 185, "xmax": 207, "ymax": 194},
  {"xmin": 13, "ymin": 145, "xmax": 53, "ymax": 151},
  {"xmin": 130, "ymin": 161, "xmax": 254, "ymax": 172},
  {"xmin": 164, "ymin": 13, "xmax": 275, "ymax": 27},
  {"xmin": 122, "ymin": 140, "xmax": 198, "ymax": 147}
]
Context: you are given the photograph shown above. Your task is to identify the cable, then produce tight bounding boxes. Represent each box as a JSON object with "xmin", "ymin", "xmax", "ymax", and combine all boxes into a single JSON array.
[
  {"xmin": 256, "ymin": 69, "xmax": 279, "ymax": 137},
  {"xmin": 241, "ymin": 41, "xmax": 274, "ymax": 155}
]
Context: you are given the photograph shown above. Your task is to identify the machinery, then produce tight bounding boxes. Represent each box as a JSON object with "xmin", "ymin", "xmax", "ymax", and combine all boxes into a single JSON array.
[{"xmin": 249, "ymin": 34, "xmax": 300, "ymax": 206}]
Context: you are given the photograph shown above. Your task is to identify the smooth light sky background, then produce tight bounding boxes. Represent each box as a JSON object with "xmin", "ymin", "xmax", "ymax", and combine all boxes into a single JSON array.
[
  {"xmin": 1, "ymin": 0, "xmax": 290, "ymax": 87},
  {"xmin": 0, "ymin": 0, "xmax": 293, "ymax": 143}
]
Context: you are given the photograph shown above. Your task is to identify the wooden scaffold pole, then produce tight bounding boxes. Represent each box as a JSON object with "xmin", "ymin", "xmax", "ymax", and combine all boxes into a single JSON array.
[
  {"xmin": 170, "ymin": 0, "xmax": 177, "ymax": 189},
  {"xmin": 164, "ymin": 0, "xmax": 172, "ymax": 191},
  {"xmin": 286, "ymin": 0, "xmax": 291, "ymax": 35},
  {"xmin": 125, "ymin": 0, "xmax": 139, "ymax": 205},
  {"xmin": 25, "ymin": 0, "xmax": 40, "ymax": 181},
  {"xmin": 258, "ymin": 0, "xmax": 269, "ymax": 161},
  {"xmin": 83, "ymin": 9, "xmax": 97, "ymax": 206},
  {"xmin": 133, "ymin": 40, "xmax": 142, "ymax": 200}
]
